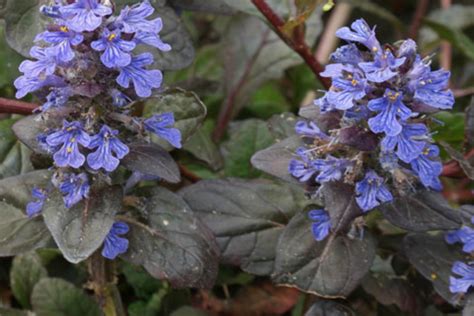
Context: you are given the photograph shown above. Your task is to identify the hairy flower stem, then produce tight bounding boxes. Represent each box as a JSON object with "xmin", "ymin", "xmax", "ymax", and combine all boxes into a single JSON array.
[{"xmin": 88, "ymin": 251, "xmax": 126, "ymax": 316}]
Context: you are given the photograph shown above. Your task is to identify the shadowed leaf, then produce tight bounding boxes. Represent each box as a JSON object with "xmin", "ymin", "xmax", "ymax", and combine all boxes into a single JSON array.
[
  {"xmin": 404, "ymin": 233, "xmax": 464, "ymax": 305},
  {"xmin": 122, "ymin": 143, "xmax": 181, "ymax": 183},
  {"xmin": 180, "ymin": 179, "xmax": 309, "ymax": 276},
  {"xmin": 10, "ymin": 252, "xmax": 48, "ymax": 308},
  {"xmin": 273, "ymin": 211, "xmax": 375, "ymax": 297},
  {"xmin": 305, "ymin": 300, "xmax": 356, "ymax": 316},
  {"xmin": 123, "ymin": 187, "xmax": 219, "ymax": 288},
  {"xmin": 0, "ymin": 170, "xmax": 52, "ymax": 256},
  {"xmin": 42, "ymin": 186, "xmax": 121, "ymax": 263},
  {"xmin": 379, "ymin": 190, "xmax": 462, "ymax": 232},
  {"xmin": 31, "ymin": 278, "xmax": 101, "ymax": 316}
]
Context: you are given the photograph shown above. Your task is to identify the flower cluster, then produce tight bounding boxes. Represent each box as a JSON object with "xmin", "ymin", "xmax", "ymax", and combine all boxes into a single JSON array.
[
  {"xmin": 16, "ymin": 0, "xmax": 182, "ymax": 260},
  {"xmin": 446, "ymin": 219, "xmax": 474, "ymax": 295},
  {"xmin": 288, "ymin": 19, "xmax": 453, "ymax": 242}
]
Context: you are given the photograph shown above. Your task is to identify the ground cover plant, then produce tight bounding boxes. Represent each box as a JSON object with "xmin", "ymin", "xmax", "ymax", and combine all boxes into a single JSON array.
[{"xmin": 0, "ymin": 0, "xmax": 472, "ymax": 315}]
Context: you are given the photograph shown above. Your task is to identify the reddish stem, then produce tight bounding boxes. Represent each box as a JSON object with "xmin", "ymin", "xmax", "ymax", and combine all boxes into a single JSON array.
[
  {"xmin": 179, "ymin": 164, "xmax": 201, "ymax": 183},
  {"xmin": 441, "ymin": 148, "xmax": 474, "ymax": 178},
  {"xmin": 408, "ymin": 0, "xmax": 430, "ymax": 40},
  {"xmin": 251, "ymin": 0, "xmax": 331, "ymax": 90},
  {"xmin": 0, "ymin": 98, "xmax": 37, "ymax": 115}
]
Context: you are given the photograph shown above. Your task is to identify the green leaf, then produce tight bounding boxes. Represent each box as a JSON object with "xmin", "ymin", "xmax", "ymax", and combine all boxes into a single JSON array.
[
  {"xmin": 0, "ymin": 170, "xmax": 52, "ymax": 256},
  {"xmin": 273, "ymin": 211, "xmax": 376, "ymax": 297},
  {"xmin": 42, "ymin": 185, "xmax": 122, "ymax": 263},
  {"xmin": 180, "ymin": 179, "xmax": 309, "ymax": 276},
  {"xmin": 31, "ymin": 278, "xmax": 101, "ymax": 316},
  {"xmin": 143, "ymin": 89, "xmax": 207, "ymax": 151},
  {"xmin": 121, "ymin": 143, "xmax": 181, "ymax": 183},
  {"xmin": 466, "ymin": 98, "xmax": 474, "ymax": 149},
  {"xmin": 122, "ymin": 187, "xmax": 219, "ymax": 288},
  {"xmin": 245, "ymin": 82, "xmax": 291, "ymax": 119},
  {"xmin": 0, "ymin": 118, "xmax": 33, "ymax": 180},
  {"xmin": 122, "ymin": 263, "xmax": 163, "ymax": 299},
  {"xmin": 379, "ymin": 191, "xmax": 462, "ymax": 232},
  {"xmin": 182, "ymin": 121, "xmax": 223, "ymax": 171},
  {"xmin": 423, "ymin": 19, "xmax": 474, "ymax": 60},
  {"xmin": 222, "ymin": 119, "xmax": 274, "ymax": 178},
  {"xmin": 0, "ymin": 25, "xmax": 23, "ymax": 88},
  {"xmin": 10, "ymin": 252, "xmax": 48, "ymax": 308}
]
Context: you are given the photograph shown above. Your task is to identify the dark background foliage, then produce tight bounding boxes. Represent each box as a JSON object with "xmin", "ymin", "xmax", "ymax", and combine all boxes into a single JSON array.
[{"xmin": 0, "ymin": 0, "xmax": 473, "ymax": 315}]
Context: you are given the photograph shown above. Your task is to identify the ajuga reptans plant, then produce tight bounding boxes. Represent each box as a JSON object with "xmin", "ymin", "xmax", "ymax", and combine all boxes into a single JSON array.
[
  {"xmin": 17, "ymin": 0, "xmax": 179, "ymax": 260},
  {"xmin": 288, "ymin": 19, "xmax": 453, "ymax": 243}
]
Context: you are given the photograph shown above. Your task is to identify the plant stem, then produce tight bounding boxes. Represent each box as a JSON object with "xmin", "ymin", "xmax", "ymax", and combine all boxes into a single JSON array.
[
  {"xmin": 88, "ymin": 251, "xmax": 126, "ymax": 316},
  {"xmin": 408, "ymin": 0, "xmax": 429, "ymax": 40},
  {"xmin": 251, "ymin": 0, "xmax": 331, "ymax": 90},
  {"xmin": 0, "ymin": 98, "xmax": 37, "ymax": 115}
]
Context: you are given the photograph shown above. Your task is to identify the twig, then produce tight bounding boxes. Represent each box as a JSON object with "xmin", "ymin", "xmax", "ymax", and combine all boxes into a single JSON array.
[
  {"xmin": 0, "ymin": 98, "xmax": 37, "ymax": 115},
  {"xmin": 251, "ymin": 0, "xmax": 331, "ymax": 90},
  {"xmin": 88, "ymin": 251, "xmax": 126, "ymax": 316},
  {"xmin": 179, "ymin": 164, "xmax": 201, "ymax": 183},
  {"xmin": 408, "ymin": 0, "xmax": 430, "ymax": 40},
  {"xmin": 439, "ymin": 0, "xmax": 452, "ymax": 72},
  {"xmin": 453, "ymin": 87, "xmax": 474, "ymax": 98}
]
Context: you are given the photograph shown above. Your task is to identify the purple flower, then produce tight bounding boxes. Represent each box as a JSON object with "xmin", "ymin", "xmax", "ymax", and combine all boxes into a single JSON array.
[
  {"xmin": 116, "ymin": 1, "xmax": 171, "ymax": 51},
  {"xmin": 381, "ymin": 123, "xmax": 427, "ymax": 163},
  {"xmin": 35, "ymin": 25, "xmax": 84, "ymax": 62},
  {"xmin": 314, "ymin": 94, "xmax": 336, "ymax": 113},
  {"xmin": 143, "ymin": 112, "xmax": 182, "ymax": 148},
  {"xmin": 91, "ymin": 29, "xmax": 136, "ymax": 68},
  {"xmin": 115, "ymin": 0, "xmax": 156, "ymax": 33},
  {"xmin": 410, "ymin": 145, "xmax": 443, "ymax": 190},
  {"xmin": 87, "ymin": 125, "xmax": 130, "ymax": 172},
  {"xmin": 134, "ymin": 24, "xmax": 171, "ymax": 52},
  {"xmin": 413, "ymin": 69, "xmax": 454, "ymax": 110},
  {"xmin": 110, "ymin": 89, "xmax": 132, "ymax": 107},
  {"xmin": 19, "ymin": 46, "xmax": 58, "ymax": 78},
  {"xmin": 40, "ymin": 3, "xmax": 62, "ymax": 19},
  {"xmin": 102, "ymin": 221, "xmax": 129, "ymax": 260},
  {"xmin": 59, "ymin": 172, "xmax": 90, "ymax": 208},
  {"xmin": 445, "ymin": 226, "xmax": 474, "ymax": 253},
  {"xmin": 14, "ymin": 75, "xmax": 65, "ymax": 99},
  {"xmin": 359, "ymin": 49, "xmax": 406, "ymax": 83},
  {"xmin": 26, "ymin": 188, "xmax": 47, "ymax": 217},
  {"xmin": 398, "ymin": 39, "xmax": 417, "ymax": 59},
  {"xmin": 326, "ymin": 71, "xmax": 367, "ymax": 110},
  {"xmin": 368, "ymin": 89, "xmax": 412, "ymax": 136},
  {"xmin": 329, "ymin": 44, "xmax": 363, "ymax": 64},
  {"xmin": 313, "ymin": 156, "xmax": 350, "ymax": 183},
  {"xmin": 46, "ymin": 120, "xmax": 91, "ymax": 168},
  {"xmin": 355, "ymin": 170, "xmax": 393, "ymax": 212},
  {"xmin": 40, "ymin": 87, "xmax": 72, "ymax": 112},
  {"xmin": 309, "ymin": 209, "xmax": 331, "ymax": 241},
  {"xmin": 116, "ymin": 53, "xmax": 162, "ymax": 98},
  {"xmin": 335, "ymin": 18, "xmax": 381, "ymax": 53},
  {"xmin": 295, "ymin": 120, "xmax": 329, "ymax": 140},
  {"xmin": 449, "ymin": 261, "xmax": 474, "ymax": 294},
  {"xmin": 289, "ymin": 147, "xmax": 318, "ymax": 182},
  {"xmin": 60, "ymin": 0, "xmax": 112, "ymax": 32}
]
